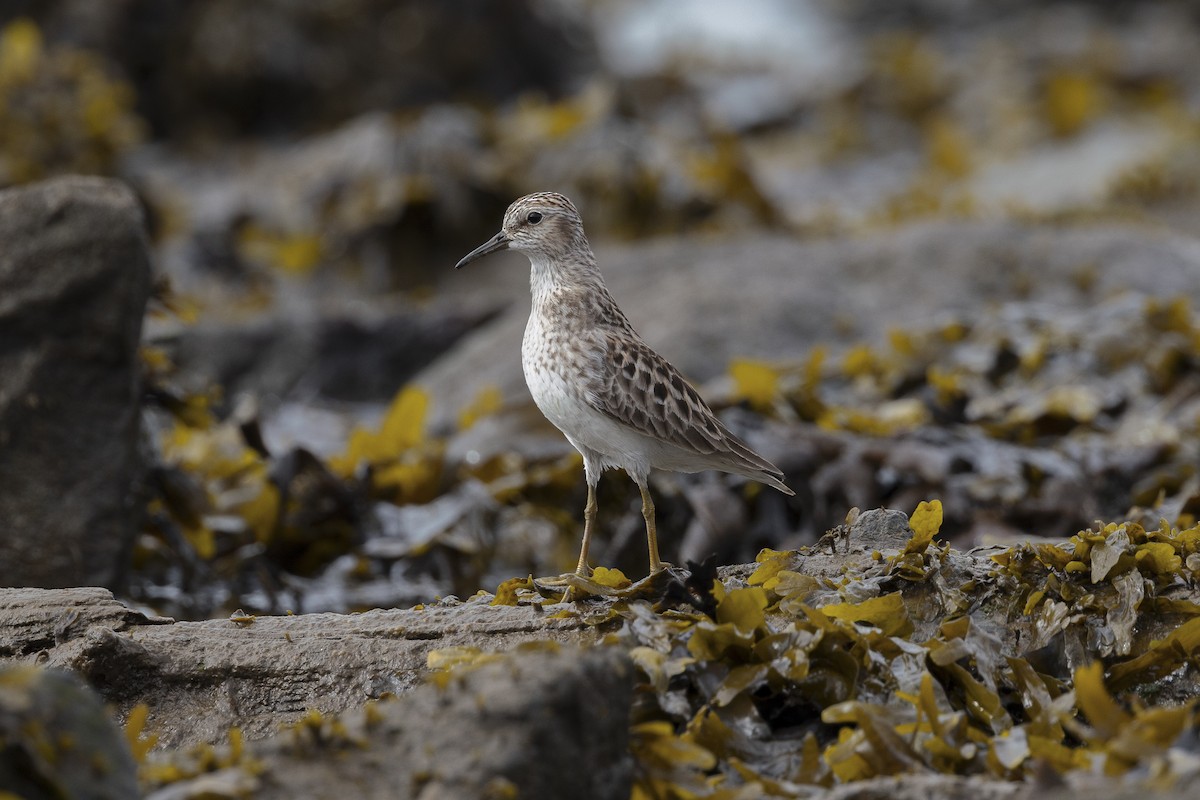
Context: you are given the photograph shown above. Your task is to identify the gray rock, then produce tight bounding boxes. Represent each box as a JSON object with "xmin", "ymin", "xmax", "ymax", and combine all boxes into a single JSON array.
[
  {"xmin": 1, "ymin": 589, "xmax": 630, "ymax": 798},
  {"xmin": 0, "ymin": 587, "xmax": 599, "ymax": 749},
  {"xmin": 244, "ymin": 645, "xmax": 633, "ymax": 800},
  {"xmin": 0, "ymin": 586, "xmax": 170, "ymax": 659},
  {"xmin": 0, "ymin": 664, "xmax": 139, "ymax": 800},
  {"xmin": 0, "ymin": 176, "xmax": 153, "ymax": 589},
  {"xmin": 847, "ymin": 508, "xmax": 913, "ymax": 552}
]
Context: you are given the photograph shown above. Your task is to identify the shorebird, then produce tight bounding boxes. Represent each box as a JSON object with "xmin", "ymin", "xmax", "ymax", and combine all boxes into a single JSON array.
[{"xmin": 456, "ymin": 192, "xmax": 793, "ymax": 590}]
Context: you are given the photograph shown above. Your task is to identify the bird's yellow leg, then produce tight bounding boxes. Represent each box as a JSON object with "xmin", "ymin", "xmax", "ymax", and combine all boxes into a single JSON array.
[
  {"xmin": 574, "ymin": 483, "xmax": 597, "ymax": 576},
  {"xmin": 640, "ymin": 484, "xmax": 663, "ymax": 574},
  {"xmin": 557, "ymin": 485, "xmax": 598, "ymax": 603}
]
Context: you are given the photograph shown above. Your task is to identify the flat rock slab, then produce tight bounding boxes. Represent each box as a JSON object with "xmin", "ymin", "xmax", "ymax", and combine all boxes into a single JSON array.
[{"xmin": 0, "ymin": 587, "xmax": 600, "ymax": 749}]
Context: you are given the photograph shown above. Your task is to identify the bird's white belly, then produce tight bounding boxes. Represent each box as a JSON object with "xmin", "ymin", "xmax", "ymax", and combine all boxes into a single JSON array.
[{"xmin": 525, "ymin": 361, "xmax": 646, "ymax": 462}]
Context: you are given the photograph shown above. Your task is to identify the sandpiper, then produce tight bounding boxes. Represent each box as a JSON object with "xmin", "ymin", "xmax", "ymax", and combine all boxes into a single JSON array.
[{"xmin": 456, "ymin": 192, "xmax": 793, "ymax": 588}]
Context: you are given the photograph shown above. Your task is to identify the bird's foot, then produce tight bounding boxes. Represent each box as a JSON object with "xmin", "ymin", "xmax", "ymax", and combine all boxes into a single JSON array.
[
  {"xmin": 648, "ymin": 559, "xmax": 676, "ymax": 576},
  {"xmin": 531, "ymin": 573, "xmax": 583, "ymax": 590},
  {"xmin": 533, "ymin": 566, "xmax": 639, "ymax": 603},
  {"xmin": 532, "ymin": 571, "xmax": 591, "ymax": 603},
  {"xmin": 633, "ymin": 563, "xmax": 688, "ymax": 595},
  {"xmin": 533, "ymin": 564, "xmax": 689, "ymax": 604}
]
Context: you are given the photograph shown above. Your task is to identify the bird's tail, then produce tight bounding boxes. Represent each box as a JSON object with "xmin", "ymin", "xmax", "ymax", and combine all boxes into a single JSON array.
[
  {"xmin": 719, "ymin": 439, "xmax": 795, "ymax": 496},
  {"xmin": 751, "ymin": 469, "xmax": 795, "ymax": 496}
]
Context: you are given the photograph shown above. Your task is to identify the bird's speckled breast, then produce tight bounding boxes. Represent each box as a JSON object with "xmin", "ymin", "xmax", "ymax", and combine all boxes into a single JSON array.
[
  {"xmin": 522, "ymin": 306, "xmax": 664, "ymax": 482},
  {"xmin": 522, "ymin": 309, "xmax": 590, "ymax": 423}
]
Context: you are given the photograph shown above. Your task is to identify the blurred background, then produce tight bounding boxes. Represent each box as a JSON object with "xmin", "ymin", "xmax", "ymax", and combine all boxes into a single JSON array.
[{"xmin": 3, "ymin": 0, "xmax": 1200, "ymax": 618}]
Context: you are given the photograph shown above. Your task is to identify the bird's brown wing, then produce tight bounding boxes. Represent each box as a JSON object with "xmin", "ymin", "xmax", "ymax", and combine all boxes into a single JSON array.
[{"xmin": 586, "ymin": 331, "xmax": 786, "ymax": 482}]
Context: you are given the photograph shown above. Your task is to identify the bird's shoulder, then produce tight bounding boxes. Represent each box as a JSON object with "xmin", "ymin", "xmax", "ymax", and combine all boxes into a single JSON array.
[{"xmin": 542, "ymin": 281, "xmax": 637, "ymax": 336}]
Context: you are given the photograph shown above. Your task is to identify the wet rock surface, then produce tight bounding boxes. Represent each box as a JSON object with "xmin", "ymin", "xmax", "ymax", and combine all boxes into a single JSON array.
[{"xmin": 0, "ymin": 176, "xmax": 152, "ymax": 589}]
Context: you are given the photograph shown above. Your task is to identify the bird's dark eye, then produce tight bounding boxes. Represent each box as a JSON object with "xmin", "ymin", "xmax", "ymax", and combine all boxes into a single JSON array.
[{"xmin": 526, "ymin": 211, "xmax": 543, "ymax": 225}]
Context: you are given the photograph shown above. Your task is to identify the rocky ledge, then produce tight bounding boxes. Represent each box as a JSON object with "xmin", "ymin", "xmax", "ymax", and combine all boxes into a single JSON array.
[{"xmin": 4, "ymin": 508, "xmax": 1200, "ymax": 799}]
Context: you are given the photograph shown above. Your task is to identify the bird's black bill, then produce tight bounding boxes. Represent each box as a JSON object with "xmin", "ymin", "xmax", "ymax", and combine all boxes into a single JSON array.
[{"xmin": 455, "ymin": 232, "xmax": 510, "ymax": 269}]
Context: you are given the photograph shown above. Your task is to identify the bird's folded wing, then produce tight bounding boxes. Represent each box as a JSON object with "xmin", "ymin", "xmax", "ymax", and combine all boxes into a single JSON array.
[{"xmin": 587, "ymin": 332, "xmax": 777, "ymax": 478}]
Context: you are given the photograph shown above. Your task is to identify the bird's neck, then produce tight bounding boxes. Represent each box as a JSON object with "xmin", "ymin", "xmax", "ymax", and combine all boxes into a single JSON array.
[{"xmin": 528, "ymin": 248, "xmax": 607, "ymax": 306}]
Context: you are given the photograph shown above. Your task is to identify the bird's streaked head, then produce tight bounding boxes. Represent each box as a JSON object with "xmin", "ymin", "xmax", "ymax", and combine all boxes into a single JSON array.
[{"xmin": 455, "ymin": 192, "xmax": 586, "ymax": 269}]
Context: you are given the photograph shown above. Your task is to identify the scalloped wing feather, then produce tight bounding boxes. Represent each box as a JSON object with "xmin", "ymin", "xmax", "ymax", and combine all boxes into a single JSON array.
[{"xmin": 588, "ymin": 331, "xmax": 793, "ymax": 495}]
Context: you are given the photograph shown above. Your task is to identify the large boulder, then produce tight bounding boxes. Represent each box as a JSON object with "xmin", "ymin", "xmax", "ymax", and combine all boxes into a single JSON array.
[{"xmin": 0, "ymin": 176, "xmax": 153, "ymax": 588}]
